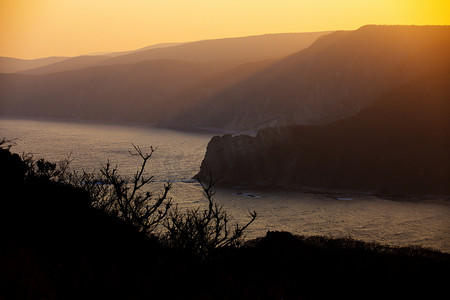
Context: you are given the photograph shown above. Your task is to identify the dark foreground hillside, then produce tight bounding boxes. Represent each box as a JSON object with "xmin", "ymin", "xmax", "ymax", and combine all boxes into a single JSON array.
[{"xmin": 1, "ymin": 147, "xmax": 449, "ymax": 299}]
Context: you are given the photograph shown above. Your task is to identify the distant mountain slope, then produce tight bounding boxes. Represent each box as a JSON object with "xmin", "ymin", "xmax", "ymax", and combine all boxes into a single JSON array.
[
  {"xmin": 0, "ymin": 43, "xmax": 183, "ymax": 74},
  {"xmin": 0, "ymin": 31, "xmax": 330, "ymax": 123},
  {"xmin": 20, "ymin": 32, "xmax": 330, "ymax": 75},
  {"xmin": 88, "ymin": 42, "xmax": 185, "ymax": 56},
  {"xmin": 0, "ymin": 59, "xmax": 238, "ymax": 123},
  {"xmin": 0, "ymin": 56, "xmax": 68, "ymax": 73},
  {"xmin": 159, "ymin": 58, "xmax": 279, "ymax": 126},
  {"xmin": 196, "ymin": 65, "xmax": 450, "ymax": 195},
  {"xmin": 171, "ymin": 25, "xmax": 450, "ymax": 133},
  {"xmin": 109, "ymin": 32, "xmax": 332, "ymax": 65},
  {"xmin": 23, "ymin": 43, "xmax": 186, "ymax": 75},
  {"xmin": 22, "ymin": 55, "xmax": 113, "ymax": 75},
  {"xmin": 2, "ymin": 26, "xmax": 449, "ymax": 135}
]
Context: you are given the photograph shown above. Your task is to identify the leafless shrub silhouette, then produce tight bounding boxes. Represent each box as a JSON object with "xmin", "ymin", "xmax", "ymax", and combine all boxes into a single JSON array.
[
  {"xmin": 162, "ymin": 173, "xmax": 257, "ymax": 259},
  {"xmin": 5, "ymin": 140, "xmax": 257, "ymax": 249},
  {"xmin": 0, "ymin": 137, "xmax": 17, "ymax": 149},
  {"xmin": 20, "ymin": 150, "xmax": 72, "ymax": 182},
  {"xmin": 86, "ymin": 144, "xmax": 172, "ymax": 236}
]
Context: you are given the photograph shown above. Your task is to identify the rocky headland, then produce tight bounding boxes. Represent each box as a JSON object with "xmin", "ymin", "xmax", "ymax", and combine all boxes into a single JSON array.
[{"xmin": 196, "ymin": 65, "xmax": 450, "ymax": 196}]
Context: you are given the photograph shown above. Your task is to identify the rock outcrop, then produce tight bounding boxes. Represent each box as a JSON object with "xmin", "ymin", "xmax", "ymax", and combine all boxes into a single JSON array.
[{"xmin": 196, "ymin": 65, "xmax": 450, "ymax": 195}]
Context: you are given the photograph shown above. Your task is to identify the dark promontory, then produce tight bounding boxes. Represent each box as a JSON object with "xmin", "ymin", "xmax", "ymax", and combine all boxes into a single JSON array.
[{"xmin": 196, "ymin": 66, "xmax": 450, "ymax": 196}]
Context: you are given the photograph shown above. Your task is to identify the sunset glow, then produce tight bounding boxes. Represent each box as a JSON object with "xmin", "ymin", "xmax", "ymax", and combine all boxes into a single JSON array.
[{"xmin": 1, "ymin": 0, "xmax": 449, "ymax": 59}]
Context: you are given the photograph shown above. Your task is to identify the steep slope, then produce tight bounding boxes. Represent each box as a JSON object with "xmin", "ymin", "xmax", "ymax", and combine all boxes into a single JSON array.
[
  {"xmin": 0, "ymin": 56, "xmax": 69, "ymax": 73},
  {"xmin": 159, "ymin": 58, "xmax": 279, "ymax": 127},
  {"xmin": 0, "ymin": 32, "xmax": 330, "ymax": 124},
  {"xmin": 0, "ymin": 59, "xmax": 236, "ymax": 123},
  {"xmin": 21, "ymin": 32, "xmax": 329, "ymax": 75},
  {"xmin": 172, "ymin": 25, "xmax": 450, "ymax": 133},
  {"xmin": 196, "ymin": 65, "xmax": 450, "ymax": 195}
]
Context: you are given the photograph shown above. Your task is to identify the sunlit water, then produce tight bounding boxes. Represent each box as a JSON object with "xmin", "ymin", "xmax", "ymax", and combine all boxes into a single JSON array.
[{"xmin": 1, "ymin": 117, "xmax": 449, "ymax": 252}]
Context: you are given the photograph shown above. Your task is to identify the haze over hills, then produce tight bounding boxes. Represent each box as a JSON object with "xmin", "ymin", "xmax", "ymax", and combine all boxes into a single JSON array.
[
  {"xmin": 19, "ymin": 32, "xmax": 330, "ymax": 75},
  {"xmin": 0, "ymin": 56, "xmax": 69, "ymax": 74},
  {"xmin": 0, "ymin": 31, "xmax": 329, "ymax": 122},
  {"xmin": 0, "ymin": 42, "xmax": 186, "ymax": 74},
  {"xmin": 107, "ymin": 32, "xmax": 332, "ymax": 65},
  {"xmin": 196, "ymin": 64, "xmax": 450, "ymax": 195},
  {"xmin": 159, "ymin": 58, "xmax": 279, "ymax": 125},
  {"xmin": 21, "ymin": 55, "xmax": 113, "ymax": 76},
  {"xmin": 3, "ymin": 1, "xmax": 450, "ymax": 297},
  {"xmin": 1, "ymin": 26, "xmax": 449, "ymax": 136},
  {"xmin": 0, "ymin": 59, "xmax": 243, "ymax": 123},
  {"xmin": 169, "ymin": 25, "xmax": 450, "ymax": 132},
  {"xmin": 87, "ymin": 42, "xmax": 185, "ymax": 57}
]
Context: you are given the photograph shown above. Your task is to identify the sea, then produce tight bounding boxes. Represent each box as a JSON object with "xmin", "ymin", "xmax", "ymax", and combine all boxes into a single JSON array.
[{"xmin": 1, "ymin": 117, "xmax": 449, "ymax": 253}]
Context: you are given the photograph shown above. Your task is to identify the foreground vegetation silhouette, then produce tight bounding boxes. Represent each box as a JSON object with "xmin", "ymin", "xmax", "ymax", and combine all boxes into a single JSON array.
[{"xmin": 1, "ymin": 139, "xmax": 448, "ymax": 299}]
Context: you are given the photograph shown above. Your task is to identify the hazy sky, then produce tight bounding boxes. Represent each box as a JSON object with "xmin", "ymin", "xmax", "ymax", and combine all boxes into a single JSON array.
[{"xmin": 1, "ymin": 0, "xmax": 449, "ymax": 59}]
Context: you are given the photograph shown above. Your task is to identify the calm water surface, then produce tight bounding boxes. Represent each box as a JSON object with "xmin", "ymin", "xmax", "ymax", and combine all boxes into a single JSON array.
[{"xmin": 1, "ymin": 117, "xmax": 449, "ymax": 252}]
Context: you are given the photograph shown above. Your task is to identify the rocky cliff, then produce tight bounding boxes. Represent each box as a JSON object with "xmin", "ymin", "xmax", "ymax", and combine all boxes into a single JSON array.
[{"xmin": 196, "ymin": 66, "xmax": 450, "ymax": 195}]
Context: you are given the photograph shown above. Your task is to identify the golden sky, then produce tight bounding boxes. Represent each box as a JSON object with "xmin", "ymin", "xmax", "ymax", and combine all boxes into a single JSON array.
[{"xmin": 1, "ymin": 0, "xmax": 449, "ymax": 59}]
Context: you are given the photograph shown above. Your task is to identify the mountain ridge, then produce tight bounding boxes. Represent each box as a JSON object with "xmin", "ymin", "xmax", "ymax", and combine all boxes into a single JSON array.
[
  {"xmin": 18, "ymin": 32, "xmax": 330, "ymax": 75},
  {"xmin": 0, "ymin": 56, "xmax": 69, "ymax": 74},
  {"xmin": 0, "ymin": 59, "xmax": 243, "ymax": 123},
  {"xmin": 195, "ymin": 64, "xmax": 450, "ymax": 195},
  {"xmin": 170, "ymin": 25, "xmax": 450, "ymax": 133},
  {"xmin": 1, "ymin": 25, "xmax": 449, "ymax": 136}
]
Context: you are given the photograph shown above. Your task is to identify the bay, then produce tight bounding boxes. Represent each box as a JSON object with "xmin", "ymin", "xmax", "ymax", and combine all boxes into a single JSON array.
[{"xmin": 1, "ymin": 117, "xmax": 449, "ymax": 252}]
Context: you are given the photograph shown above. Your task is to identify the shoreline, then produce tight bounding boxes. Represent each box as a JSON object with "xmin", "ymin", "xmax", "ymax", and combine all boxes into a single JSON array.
[
  {"xmin": 210, "ymin": 181, "xmax": 450, "ymax": 203},
  {"xmin": 0, "ymin": 115, "xmax": 228, "ymax": 136},
  {"xmin": 3, "ymin": 116, "xmax": 449, "ymax": 203}
]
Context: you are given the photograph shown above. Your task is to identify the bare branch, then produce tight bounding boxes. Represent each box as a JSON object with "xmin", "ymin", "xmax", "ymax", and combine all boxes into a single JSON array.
[{"xmin": 163, "ymin": 176, "xmax": 257, "ymax": 260}]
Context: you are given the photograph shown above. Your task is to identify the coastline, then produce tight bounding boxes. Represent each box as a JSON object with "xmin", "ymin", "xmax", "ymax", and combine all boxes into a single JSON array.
[
  {"xmin": 0, "ymin": 114, "xmax": 226, "ymax": 136},
  {"xmin": 208, "ymin": 181, "xmax": 450, "ymax": 203},
  {"xmin": 3, "ymin": 116, "xmax": 447, "ymax": 203}
]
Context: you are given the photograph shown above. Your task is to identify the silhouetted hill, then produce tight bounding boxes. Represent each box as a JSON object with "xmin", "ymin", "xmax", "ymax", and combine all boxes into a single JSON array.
[
  {"xmin": 87, "ymin": 42, "xmax": 184, "ymax": 56},
  {"xmin": 0, "ymin": 44, "xmax": 185, "ymax": 75},
  {"xmin": 21, "ymin": 32, "xmax": 329, "ymax": 75},
  {"xmin": 0, "ymin": 56, "xmax": 68, "ymax": 73},
  {"xmin": 22, "ymin": 43, "xmax": 185, "ymax": 75},
  {"xmin": 109, "ymin": 32, "xmax": 331, "ymax": 65},
  {"xmin": 1, "ymin": 147, "xmax": 448, "ymax": 299},
  {"xmin": 196, "ymin": 65, "xmax": 450, "ymax": 195},
  {"xmin": 0, "ymin": 146, "xmax": 169, "ymax": 299},
  {"xmin": 172, "ymin": 25, "xmax": 450, "ymax": 132},
  {"xmin": 0, "ymin": 59, "xmax": 244, "ymax": 123},
  {"xmin": 0, "ymin": 32, "xmax": 331, "ymax": 124},
  {"xmin": 2, "ymin": 26, "xmax": 449, "ymax": 133}
]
